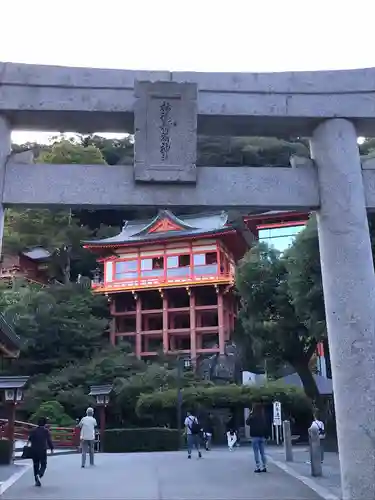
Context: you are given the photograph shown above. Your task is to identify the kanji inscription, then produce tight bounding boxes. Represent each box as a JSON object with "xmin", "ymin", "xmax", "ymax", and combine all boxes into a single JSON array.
[
  {"xmin": 134, "ymin": 81, "xmax": 197, "ymax": 184},
  {"xmin": 159, "ymin": 101, "xmax": 172, "ymax": 161}
]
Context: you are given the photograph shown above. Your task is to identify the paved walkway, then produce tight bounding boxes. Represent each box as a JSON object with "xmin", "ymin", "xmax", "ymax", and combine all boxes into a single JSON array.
[
  {"xmin": 267, "ymin": 446, "xmax": 341, "ymax": 499},
  {"xmin": 2, "ymin": 449, "xmax": 321, "ymax": 500}
]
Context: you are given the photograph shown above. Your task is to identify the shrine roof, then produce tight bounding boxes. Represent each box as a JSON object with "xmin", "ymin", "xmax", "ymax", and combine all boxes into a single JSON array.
[
  {"xmin": 83, "ymin": 210, "xmax": 233, "ymax": 247},
  {"xmin": 22, "ymin": 247, "xmax": 51, "ymax": 261},
  {"xmin": 0, "ymin": 313, "xmax": 22, "ymax": 357}
]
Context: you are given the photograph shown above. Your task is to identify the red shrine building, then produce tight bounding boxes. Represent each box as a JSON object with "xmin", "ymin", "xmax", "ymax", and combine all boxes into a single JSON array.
[
  {"xmin": 84, "ymin": 210, "xmax": 248, "ymax": 361},
  {"xmin": 0, "ymin": 248, "xmax": 51, "ymax": 285},
  {"xmin": 84, "ymin": 209, "xmax": 311, "ymax": 365}
]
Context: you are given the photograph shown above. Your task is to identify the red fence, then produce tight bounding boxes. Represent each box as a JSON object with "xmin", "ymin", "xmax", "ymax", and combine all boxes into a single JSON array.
[{"xmin": 0, "ymin": 419, "xmax": 80, "ymax": 448}]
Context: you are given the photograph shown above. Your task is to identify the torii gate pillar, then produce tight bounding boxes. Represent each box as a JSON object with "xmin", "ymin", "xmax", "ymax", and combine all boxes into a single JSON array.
[
  {"xmin": 0, "ymin": 116, "xmax": 10, "ymax": 258},
  {"xmin": 311, "ymin": 118, "xmax": 375, "ymax": 500}
]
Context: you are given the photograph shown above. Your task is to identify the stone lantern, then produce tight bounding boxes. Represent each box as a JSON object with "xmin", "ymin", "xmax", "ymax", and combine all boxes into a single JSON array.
[
  {"xmin": 0, "ymin": 376, "xmax": 29, "ymax": 461},
  {"xmin": 88, "ymin": 384, "xmax": 112, "ymax": 451}
]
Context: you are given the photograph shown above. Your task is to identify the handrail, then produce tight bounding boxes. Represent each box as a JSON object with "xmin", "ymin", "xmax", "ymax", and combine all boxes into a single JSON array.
[{"xmin": 0, "ymin": 419, "xmax": 80, "ymax": 448}]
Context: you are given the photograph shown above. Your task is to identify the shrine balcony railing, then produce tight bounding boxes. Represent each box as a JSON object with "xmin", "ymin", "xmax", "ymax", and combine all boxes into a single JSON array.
[{"xmin": 91, "ymin": 264, "xmax": 234, "ymax": 292}]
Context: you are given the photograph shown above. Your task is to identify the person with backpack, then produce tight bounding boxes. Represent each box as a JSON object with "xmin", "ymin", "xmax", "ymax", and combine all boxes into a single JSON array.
[
  {"xmin": 310, "ymin": 412, "xmax": 326, "ymax": 463},
  {"xmin": 184, "ymin": 410, "xmax": 202, "ymax": 459}
]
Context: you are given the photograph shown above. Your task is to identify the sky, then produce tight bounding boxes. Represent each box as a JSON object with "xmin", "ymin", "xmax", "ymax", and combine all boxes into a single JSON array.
[{"xmin": 2, "ymin": 0, "xmax": 374, "ymax": 144}]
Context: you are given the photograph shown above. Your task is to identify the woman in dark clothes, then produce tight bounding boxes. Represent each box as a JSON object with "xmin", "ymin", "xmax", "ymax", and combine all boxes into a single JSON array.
[{"xmin": 247, "ymin": 404, "xmax": 269, "ymax": 472}]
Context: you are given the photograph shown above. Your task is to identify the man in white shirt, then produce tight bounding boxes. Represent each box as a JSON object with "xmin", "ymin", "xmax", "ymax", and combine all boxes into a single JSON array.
[
  {"xmin": 79, "ymin": 407, "xmax": 97, "ymax": 468},
  {"xmin": 309, "ymin": 414, "xmax": 326, "ymax": 463}
]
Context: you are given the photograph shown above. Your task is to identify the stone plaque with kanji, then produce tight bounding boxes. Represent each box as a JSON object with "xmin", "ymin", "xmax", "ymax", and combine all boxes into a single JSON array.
[{"xmin": 134, "ymin": 81, "xmax": 197, "ymax": 183}]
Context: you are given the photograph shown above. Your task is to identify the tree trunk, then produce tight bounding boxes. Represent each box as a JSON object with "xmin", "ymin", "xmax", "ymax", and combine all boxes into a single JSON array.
[
  {"xmin": 293, "ymin": 360, "xmax": 322, "ymax": 409},
  {"xmin": 62, "ymin": 248, "xmax": 71, "ymax": 285}
]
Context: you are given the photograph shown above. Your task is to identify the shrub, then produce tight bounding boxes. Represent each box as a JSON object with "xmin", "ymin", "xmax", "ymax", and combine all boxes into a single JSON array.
[
  {"xmin": 103, "ymin": 428, "xmax": 180, "ymax": 453},
  {"xmin": 0, "ymin": 439, "xmax": 12, "ymax": 465},
  {"xmin": 30, "ymin": 401, "xmax": 75, "ymax": 427},
  {"xmin": 136, "ymin": 382, "xmax": 312, "ymax": 418}
]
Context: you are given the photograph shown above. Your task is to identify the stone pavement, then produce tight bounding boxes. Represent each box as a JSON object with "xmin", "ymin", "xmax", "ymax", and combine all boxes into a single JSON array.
[
  {"xmin": 2, "ymin": 448, "xmax": 321, "ymax": 500},
  {"xmin": 267, "ymin": 446, "xmax": 341, "ymax": 500},
  {"xmin": 0, "ymin": 465, "xmax": 22, "ymax": 484},
  {"xmin": 0, "ymin": 464, "xmax": 30, "ymax": 496}
]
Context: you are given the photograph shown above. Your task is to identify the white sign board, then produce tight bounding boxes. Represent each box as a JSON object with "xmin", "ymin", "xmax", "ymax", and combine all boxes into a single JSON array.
[{"xmin": 273, "ymin": 401, "xmax": 282, "ymax": 426}]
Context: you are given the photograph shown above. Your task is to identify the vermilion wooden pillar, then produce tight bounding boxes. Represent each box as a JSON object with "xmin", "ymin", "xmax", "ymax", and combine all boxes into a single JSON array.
[
  {"xmin": 217, "ymin": 288, "xmax": 225, "ymax": 354},
  {"xmin": 162, "ymin": 292, "xmax": 169, "ymax": 353},
  {"xmin": 135, "ymin": 293, "xmax": 142, "ymax": 358},
  {"xmin": 223, "ymin": 299, "xmax": 229, "ymax": 339},
  {"xmin": 189, "ymin": 289, "xmax": 197, "ymax": 362}
]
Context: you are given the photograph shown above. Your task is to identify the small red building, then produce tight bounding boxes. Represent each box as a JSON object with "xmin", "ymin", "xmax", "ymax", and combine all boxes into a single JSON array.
[
  {"xmin": 84, "ymin": 210, "xmax": 310, "ymax": 363},
  {"xmin": 0, "ymin": 248, "xmax": 51, "ymax": 285}
]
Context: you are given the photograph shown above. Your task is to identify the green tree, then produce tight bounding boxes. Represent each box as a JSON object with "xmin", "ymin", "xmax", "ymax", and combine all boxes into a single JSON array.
[
  {"xmin": 30, "ymin": 401, "xmax": 75, "ymax": 427},
  {"xmin": 38, "ymin": 137, "xmax": 106, "ymax": 164},
  {"xmin": 0, "ymin": 283, "xmax": 109, "ymax": 375},
  {"xmin": 81, "ymin": 134, "xmax": 134, "ymax": 165},
  {"xmin": 4, "ymin": 137, "xmax": 107, "ymax": 283},
  {"xmin": 236, "ymin": 242, "xmax": 321, "ymax": 403},
  {"xmin": 23, "ymin": 345, "xmax": 147, "ymax": 419},
  {"xmin": 285, "ymin": 217, "xmax": 326, "ymax": 339}
]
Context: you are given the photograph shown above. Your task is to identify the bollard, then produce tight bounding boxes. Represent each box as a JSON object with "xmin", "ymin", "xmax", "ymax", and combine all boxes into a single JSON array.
[
  {"xmin": 283, "ymin": 420, "xmax": 293, "ymax": 462},
  {"xmin": 309, "ymin": 425, "xmax": 322, "ymax": 477}
]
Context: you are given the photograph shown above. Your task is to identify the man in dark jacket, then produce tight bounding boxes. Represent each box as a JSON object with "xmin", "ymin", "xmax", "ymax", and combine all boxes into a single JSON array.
[
  {"xmin": 247, "ymin": 404, "xmax": 269, "ymax": 473},
  {"xmin": 28, "ymin": 417, "xmax": 54, "ymax": 487}
]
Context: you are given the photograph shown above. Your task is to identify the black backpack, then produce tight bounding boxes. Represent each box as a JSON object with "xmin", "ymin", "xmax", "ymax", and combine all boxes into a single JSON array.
[
  {"xmin": 188, "ymin": 417, "xmax": 201, "ymax": 435},
  {"xmin": 316, "ymin": 422, "xmax": 325, "ymax": 437}
]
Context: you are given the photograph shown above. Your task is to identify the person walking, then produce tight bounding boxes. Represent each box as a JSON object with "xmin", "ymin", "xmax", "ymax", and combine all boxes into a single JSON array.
[
  {"xmin": 247, "ymin": 404, "xmax": 269, "ymax": 473},
  {"xmin": 226, "ymin": 414, "xmax": 238, "ymax": 451},
  {"xmin": 28, "ymin": 417, "xmax": 54, "ymax": 487},
  {"xmin": 309, "ymin": 412, "xmax": 326, "ymax": 463},
  {"xmin": 184, "ymin": 410, "xmax": 202, "ymax": 459},
  {"xmin": 203, "ymin": 413, "xmax": 214, "ymax": 451},
  {"xmin": 78, "ymin": 407, "xmax": 97, "ymax": 468}
]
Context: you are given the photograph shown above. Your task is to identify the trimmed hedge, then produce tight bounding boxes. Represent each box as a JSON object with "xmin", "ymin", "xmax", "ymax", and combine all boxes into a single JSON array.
[
  {"xmin": 103, "ymin": 428, "xmax": 180, "ymax": 453},
  {"xmin": 136, "ymin": 382, "xmax": 311, "ymax": 417},
  {"xmin": 0, "ymin": 439, "xmax": 12, "ymax": 465}
]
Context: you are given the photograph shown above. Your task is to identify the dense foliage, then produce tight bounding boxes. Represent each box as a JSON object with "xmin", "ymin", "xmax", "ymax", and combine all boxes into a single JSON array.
[
  {"xmin": 136, "ymin": 383, "xmax": 311, "ymax": 418},
  {"xmin": 0, "ymin": 283, "xmax": 109, "ymax": 375},
  {"xmin": 103, "ymin": 428, "xmax": 180, "ymax": 453},
  {"xmin": 235, "ymin": 220, "xmax": 326, "ymax": 404},
  {"xmin": 30, "ymin": 401, "xmax": 75, "ymax": 427}
]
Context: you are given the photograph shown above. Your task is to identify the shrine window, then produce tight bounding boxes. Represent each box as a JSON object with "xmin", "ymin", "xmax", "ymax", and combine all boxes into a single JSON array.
[
  {"xmin": 193, "ymin": 252, "xmax": 217, "ymax": 265},
  {"xmin": 140, "ymin": 256, "xmax": 164, "ymax": 278},
  {"xmin": 179, "ymin": 255, "xmax": 190, "ymax": 267},
  {"xmin": 167, "ymin": 254, "xmax": 190, "ymax": 268},
  {"xmin": 193, "ymin": 253, "xmax": 205, "ymax": 266},
  {"xmin": 206, "ymin": 252, "xmax": 218, "ymax": 265},
  {"xmin": 193, "ymin": 251, "xmax": 219, "ymax": 276},
  {"xmin": 115, "ymin": 260, "xmax": 138, "ymax": 280},
  {"xmin": 166, "ymin": 254, "xmax": 191, "ymax": 277},
  {"xmin": 167, "ymin": 256, "xmax": 178, "ymax": 268},
  {"xmin": 152, "ymin": 257, "xmax": 164, "ymax": 269}
]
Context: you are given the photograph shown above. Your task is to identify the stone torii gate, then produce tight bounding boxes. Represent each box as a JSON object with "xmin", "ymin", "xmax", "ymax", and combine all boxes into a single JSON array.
[{"xmin": 1, "ymin": 62, "xmax": 375, "ymax": 499}]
